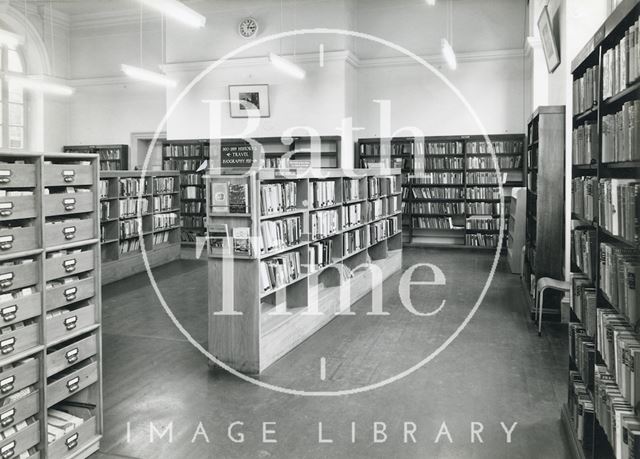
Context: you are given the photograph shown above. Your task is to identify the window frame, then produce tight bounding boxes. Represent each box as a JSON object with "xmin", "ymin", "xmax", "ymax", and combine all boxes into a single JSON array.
[{"xmin": 0, "ymin": 45, "xmax": 27, "ymax": 151}]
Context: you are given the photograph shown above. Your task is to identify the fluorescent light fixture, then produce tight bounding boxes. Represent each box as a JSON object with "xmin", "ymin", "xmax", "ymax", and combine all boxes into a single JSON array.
[
  {"xmin": 121, "ymin": 64, "xmax": 177, "ymax": 88},
  {"xmin": 0, "ymin": 29, "xmax": 24, "ymax": 49},
  {"xmin": 5, "ymin": 74, "xmax": 74, "ymax": 96},
  {"xmin": 425, "ymin": 0, "xmax": 436, "ymax": 5},
  {"xmin": 269, "ymin": 53, "xmax": 306, "ymax": 79},
  {"xmin": 441, "ymin": 38, "xmax": 457, "ymax": 70},
  {"xmin": 137, "ymin": 0, "xmax": 206, "ymax": 28}
]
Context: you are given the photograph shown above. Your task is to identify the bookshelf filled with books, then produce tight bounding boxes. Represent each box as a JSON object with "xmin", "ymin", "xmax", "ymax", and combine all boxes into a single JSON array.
[
  {"xmin": 64, "ymin": 144, "xmax": 129, "ymax": 171},
  {"xmin": 358, "ymin": 134, "xmax": 525, "ymax": 249},
  {"xmin": 99, "ymin": 171, "xmax": 181, "ymax": 284},
  {"xmin": 205, "ymin": 168, "xmax": 402, "ymax": 373},
  {"xmin": 564, "ymin": 2, "xmax": 640, "ymax": 458}
]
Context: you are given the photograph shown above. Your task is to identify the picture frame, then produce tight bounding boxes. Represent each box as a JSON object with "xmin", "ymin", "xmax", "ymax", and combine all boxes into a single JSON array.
[
  {"xmin": 537, "ymin": 6, "xmax": 560, "ymax": 73},
  {"xmin": 229, "ymin": 84, "xmax": 270, "ymax": 118}
]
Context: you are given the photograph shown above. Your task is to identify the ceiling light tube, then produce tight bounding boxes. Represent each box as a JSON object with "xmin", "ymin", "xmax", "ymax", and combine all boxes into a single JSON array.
[
  {"xmin": 269, "ymin": 53, "xmax": 306, "ymax": 79},
  {"xmin": 0, "ymin": 29, "xmax": 24, "ymax": 49},
  {"xmin": 121, "ymin": 64, "xmax": 177, "ymax": 88},
  {"xmin": 5, "ymin": 74, "xmax": 74, "ymax": 96},
  {"xmin": 137, "ymin": 0, "xmax": 206, "ymax": 28},
  {"xmin": 441, "ymin": 38, "xmax": 457, "ymax": 70},
  {"xmin": 425, "ymin": 0, "xmax": 436, "ymax": 5}
]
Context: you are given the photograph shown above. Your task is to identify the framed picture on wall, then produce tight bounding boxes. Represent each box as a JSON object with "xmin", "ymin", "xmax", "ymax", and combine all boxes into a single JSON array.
[
  {"xmin": 229, "ymin": 84, "xmax": 270, "ymax": 118},
  {"xmin": 537, "ymin": 6, "xmax": 560, "ymax": 73}
]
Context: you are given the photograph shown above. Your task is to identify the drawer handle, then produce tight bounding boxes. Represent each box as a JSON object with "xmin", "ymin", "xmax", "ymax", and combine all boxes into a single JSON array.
[
  {"xmin": 64, "ymin": 287, "xmax": 77, "ymax": 302},
  {"xmin": 63, "ymin": 198, "xmax": 76, "ymax": 211},
  {"xmin": 0, "ymin": 203, "xmax": 13, "ymax": 218},
  {"xmin": 0, "ymin": 337, "xmax": 15, "ymax": 355},
  {"xmin": 0, "ymin": 305, "xmax": 17, "ymax": 322},
  {"xmin": 63, "ymin": 170, "xmax": 76, "ymax": 183},
  {"xmin": 63, "ymin": 258, "xmax": 77, "ymax": 273},
  {"xmin": 64, "ymin": 315, "xmax": 78, "ymax": 331},
  {"xmin": 63, "ymin": 226, "xmax": 77, "ymax": 240},
  {"xmin": 66, "ymin": 433, "xmax": 79, "ymax": 450},
  {"xmin": 65, "ymin": 347, "xmax": 79, "ymax": 364},
  {"xmin": 0, "ymin": 408, "xmax": 15, "ymax": 428},
  {"xmin": 0, "ymin": 236, "xmax": 13, "ymax": 251},
  {"xmin": 0, "ymin": 376, "xmax": 14, "ymax": 394},
  {"xmin": 66, "ymin": 376, "xmax": 80, "ymax": 393},
  {"xmin": 0, "ymin": 170, "xmax": 11, "ymax": 184},
  {"xmin": 0, "ymin": 273, "xmax": 14, "ymax": 290},
  {"xmin": 0, "ymin": 440, "xmax": 15, "ymax": 459}
]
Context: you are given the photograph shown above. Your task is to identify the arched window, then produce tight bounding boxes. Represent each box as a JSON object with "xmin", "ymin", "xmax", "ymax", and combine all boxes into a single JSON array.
[{"xmin": 0, "ymin": 44, "xmax": 26, "ymax": 149}]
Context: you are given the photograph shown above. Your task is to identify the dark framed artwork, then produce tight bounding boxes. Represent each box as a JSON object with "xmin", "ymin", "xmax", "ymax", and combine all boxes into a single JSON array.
[
  {"xmin": 229, "ymin": 84, "xmax": 270, "ymax": 118},
  {"xmin": 537, "ymin": 6, "xmax": 560, "ymax": 73}
]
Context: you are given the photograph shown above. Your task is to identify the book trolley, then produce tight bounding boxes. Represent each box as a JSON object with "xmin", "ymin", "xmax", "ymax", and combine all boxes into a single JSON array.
[{"xmin": 205, "ymin": 168, "xmax": 402, "ymax": 373}]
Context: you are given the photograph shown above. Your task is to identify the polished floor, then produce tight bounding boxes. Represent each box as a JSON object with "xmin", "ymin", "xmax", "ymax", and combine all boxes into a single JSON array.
[{"xmin": 96, "ymin": 248, "xmax": 570, "ymax": 459}]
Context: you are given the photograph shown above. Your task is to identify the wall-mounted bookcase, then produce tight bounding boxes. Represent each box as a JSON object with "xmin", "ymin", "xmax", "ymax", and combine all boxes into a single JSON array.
[
  {"xmin": 564, "ymin": 1, "xmax": 640, "ymax": 458},
  {"xmin": 357, "ymin": 135, "xmax": 525, "ymax": 249},
  {"xmin": 63, "ymin": 145, "xmax": 129, "ymax": 171},
  {"xmin": 205, "ymin": 168, "xmax": 402, "ymax": 373},
  {"xmin": 0, "ymin": 150, "xmax": 103, "ymax": 458},
  {"xmin": 99, "ymin": 171, "xmax": 181, "ymax": 285}
]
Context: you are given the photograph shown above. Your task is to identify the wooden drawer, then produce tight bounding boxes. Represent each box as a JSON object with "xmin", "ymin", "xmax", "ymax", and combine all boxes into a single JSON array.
[
  {"xmin": 48, "ymin": 416, "xmax": 97, "ymax": 459},
  {"xmin": 44, "ymin": 219, "xmax": 95, "ymax": 248},
  {"xmin": 46, "ymin": 277, "xmax": 95, "ymax": 312},
  {"xmin": 0, "ymin": 390, "xmax": 38, "ymax": 433},
  {"xmin": 0, "ymin": 164, "xmax": 36, "ymax": 189},
  {"xmin": 0, "ymin": 261, "xmax": 38, "ymax": 294},
  {"xmin": 47, "ymin": 334, "xmax": 97, "ymax": 378},
  {"xmin": 45, "ymin": 250, "xmax": 94, "ymax": 282},
  {"xmin": 0, "ymin": 323, "xmax": 39, "ymax": 359},
  {"xmin": 0, "ymin": 357, "xmax": 38, "ymax": 400},
  {"xmin": 44, "ymin": 192, "xmax": 95, "ymax": 218},
  {"xmin": 46, "ymin": 303, "xmax": 97, "ymax": 344},
  {"xmin": 47, "ymin": 361, "xmax": 98, "ymax": 407},
  {"xmin": 44, "ymin": 164, "xmax": 93, "ymax": 187},
  {"xmin": 0, "ymin": 293, "xmax": 40, "ymax": 328},
  {"xmin": 0, "ymin": 420, "xmax": 39, "ymax": 459},
  {"xmin": 0, "ymin": 196, "xmax": 36, "ymax": 222},
  {"xmin": 0, "ymin": 226, "xmax": 38, "ymax": 257}
]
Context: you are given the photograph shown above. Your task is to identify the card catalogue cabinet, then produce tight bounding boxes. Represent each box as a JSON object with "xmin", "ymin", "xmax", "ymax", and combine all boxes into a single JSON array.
[
  {"xmin": 99, "ymin": 171, "xmax": 181, "ymax": 285},
  {"xmin": 0, "ymin": 151, "xmax": 102, "ymax": 459},
  {"xmin": 206, "ymin": 168, "xmax": 402, "ymax": 374}
]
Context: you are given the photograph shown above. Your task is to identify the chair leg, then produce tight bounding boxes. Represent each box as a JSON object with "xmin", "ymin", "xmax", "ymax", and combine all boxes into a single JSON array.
[{"xmin": 538, "ymin": 287, "xmax": 544, "ymax": 336}]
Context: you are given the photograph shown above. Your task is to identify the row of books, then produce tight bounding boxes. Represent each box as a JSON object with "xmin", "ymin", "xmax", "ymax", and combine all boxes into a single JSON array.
[
  {"xmin": 424, "ymin": 157, "xmax": 464, "ymax": 170},
  {"xmin": 467, "ymin": 187, "xmax": 500, "ymax": 199},
  {"xmin": 467, "ymin": 202, "xmax": 500, "ymax": 215},
  {"xmin": 572, "ymin": 65, "xmax": 599, "ymax": 115},
  {"xmin": 119, "ymin": 197, "xmax": 150, "ymax": 217},
  {"xmin": 598, "ymin": 178, "xmax": 639, "ymax": 244},
  {"xmin": 311, "ymin": 209, "xmax": 339, "ymax": 240},
  {"xmin": 409, "ymin": 186, "xmax": 464, "ymax": 200},
  {"xmin": 571, "ymin": 121, "xmax": 598, "ymax": 165},
  {"xmin": 466, "ymin": 172, "xmax": 505, "ymax": 185},
  {"xmin": 119, "ymin": 178, "xmax": 149, "ymax": 197},
  {"xmin": 163, "ymin": 159, "xmax": 204, "ymax": 171},
  {"xmin": 342, "ymin": 203, "xmax": 364, "ymax": 228},
  {"xmin": 466, "ymin": 216, "xmax": 502, "ymax": 230},
  {"xmin": 153, "ymin": 195, "xmax": 176, "ymax": 212},
  {"xmin": 343, "ymin": 179, "xmax": 361, "ymax": 202},
  {"xmin": 368, "ymin": 176, "xmax": 398, "ymax": 198},
  {"xmin": 466, "ymin": 156, "xmax": 522, "ymax": 169},
  {"xmin": 410, "ymin": 172, "xmax": 463, "ymax": 185},
  {"xmin": 181, "ymin": 216, "xmax": 205, "ymax": 229},
  {"xmin": 569, "ymin": 322, "xmax": 595, "ymax": 386},
  {"xmin": 154, "ymin": 177, "xmax": 176, "ymax": 194},
  {"xmin": 119, "ymin": 219, "xmax": 140, "ymax": 239},
  {"xmin": 308, "ymin": 239, "xmax": 333, "ymax": 272},
  {"xmin": 99, "ymin": 180, "xmax": 109, "ymax": 198},
  {"xmin": 259, "ymin": 216, "xmax": 302, "ymax": 254},
  {"xmin": 120, "ymin": 238, "xmax": 141, "ymax": 254},
  {"xmin": 602, "ymin": 14, "xmax": 640, "ymax": 99},
  {"xmin": 602, "ymin": 100, "xmax": 640, "ymax": 163},
  {"xmin": 359, "ymin": 142, "xmax": 414, "ymax": 157},
  {"xmin": 343, "ymin": 227, "xmax": 367, "ymax": 256},
  {"xmin": 181, "ymin": 173, "xmax": 203, "ymax": 186},
  {"xmin": 163, "ymin": 144, "xmax": 210, "ymax": 158},
  {"xmin": 411, "ymin": 202, "xmax": 464, "ymax": 215},
  {"xmin": 570, "ymin": 276, "xmax": 596, "ymax": 335},
  {"xmin": 259, "ymin": 251, "xmax": 302, "ymax": 293},
  {"xmin": 182, "ymin": 202, "xmax": 204, "ymax": 214},
  {"xmin": 311, "ymin": 181, "xmax": 336, "ymax": 209},
  {"xmin": 182, "ymin": 186, "xmax": 205, "ymax": 200},
  {"xmin": 100, "ymin": 201, "xmax": 112, "ymax": 221},
  {"xmin": 465, "ymin": 140, "xmax": 523, "ymax": 154},
  {"xmin": 571, "ymin": 177, "xmax": 597, "ymax": 221},
  {"xmin": 260, "ymin": 182, "xmax": 298, "ymax": 216},
  {"xmin": 152, "ymin": 230, "xmax": 172, "ymax": 245},
  {"xmin": 599, "ymin": 242, "xmax": 639, "ymax": 325},
  {"xmin": 97, "ymin": 148, "xmax": 122, "ymax": 161},
  {"xmin": 425, "ymin": 141, "xmax": 463, "ymax": 155},
  {"xmin": 465, "ymin": 233, "xmax": 499, "ymax": 247},
  {"xmin": 571, "ymin": 227, "xmax": 597, "ymax": 280},
  {"xmin": 153, "ymin": 213, "xmax": 178, "ymax": 231},
  {"xmin": 412, "ymin": 216, "xmax": 461, "ymax": 230},
  {"xmin": 567, "ymin": 369, "xmax": 594, "ymax": 449}
]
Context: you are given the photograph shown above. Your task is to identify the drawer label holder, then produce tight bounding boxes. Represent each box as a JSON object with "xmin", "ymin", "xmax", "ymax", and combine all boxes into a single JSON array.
[
  {"xmin": 0, "ymin": 408, "xmax": 15, "ymax": 428},
  {"xmin": 0, "ymin": 376, "xmax": 14, "ymax": 394},
  {"xmin": 63, "ymin": 258, "xmax": 77, "ymax": 273},
  {"xmin": 0, "ymin": 440, "xmax": 15, "ymax": 459},
  {"xmin": 64, "ymin": 315, "xmax": 78, "ymax": 331},
  {"xmin": 64, "ymin": 287, "xmax": 77, "ymax": 302},
  {"xmin": 63, "ymin": 226, "xmax": 77, "ymax": 240},
  {"xmin": 0, "ymin": 236, "xmax": 13, "ymax": 251},
  {"xmin": 0, "ymin": 305, "xmax": 17, "ymax": 322},
  {"xmin": 63, "ymin": 170, "xmax": 76, "ymax": 183},
  {"xmin": 66, "ymin": 376, "xmax": 80, "ymax": 393},
  {"xmin": 63, "ymin": 198, "xmax": 77, "ymax": 211},
  {"xmin": 65, "ymin": 348, "xmax": 79, "ymax": 364},
  {"xmin": 0, "ymin": 203, "xmax": 13, "ymax": 218},
  {"xmin": 0, "ymin": 273, "xmax": 13, "ymax": 290},
  {"xmin": 0, "ymin": 337, "xmax": 15, "ymax": 355},
  {"xmin": 66, "ymin": 432, "xmax": 79, "ymax": 450},
  {"xmin": 0, "ymin": 170, "xmax": 11, "ymax": 184}
]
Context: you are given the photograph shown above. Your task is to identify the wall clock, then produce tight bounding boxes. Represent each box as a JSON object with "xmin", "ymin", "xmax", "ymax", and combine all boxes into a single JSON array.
[{"xmin": 238, "ymin": 17, "xmax": 259, "ymax": 39}]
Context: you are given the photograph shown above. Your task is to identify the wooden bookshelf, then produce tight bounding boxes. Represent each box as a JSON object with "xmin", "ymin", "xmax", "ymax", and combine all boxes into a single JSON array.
[
  {"xmin": 205, "ymin": 168, "xmax": 402, "ymax": 373},
  {"xmin": 0, "ymin": 150, "xmax": 103, "ymax": 458},
  {"xmin": 566, "ymin": 1, "xmax": 640, "ymax": 457},
  {"xmin": 64, "ymin": 144, "xmax": 129, "ymax": 171},
  {"xmin": 99, "ymin": 171, "xmax": 181, "ymax": 285},
  {"xmin": 357, "ymin": 135, "xmax": 525, "ymax": 249}
]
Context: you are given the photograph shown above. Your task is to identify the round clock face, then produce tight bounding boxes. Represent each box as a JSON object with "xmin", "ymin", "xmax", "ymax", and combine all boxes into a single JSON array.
[{"xmin": 239, "ymin": 17, "xmax": 258, "ymax": 39}]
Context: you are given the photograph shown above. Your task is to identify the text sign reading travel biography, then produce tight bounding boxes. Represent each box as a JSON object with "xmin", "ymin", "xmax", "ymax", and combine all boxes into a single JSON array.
[{"xmin": 220, "ymin": 144, "xmax": 255, "ymax": 171}]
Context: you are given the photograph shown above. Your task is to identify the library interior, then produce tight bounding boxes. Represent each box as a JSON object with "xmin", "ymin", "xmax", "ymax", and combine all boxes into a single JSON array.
[{"xmin": 0, "ymin": 0, "xmax": 637, "ymax": 458}]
